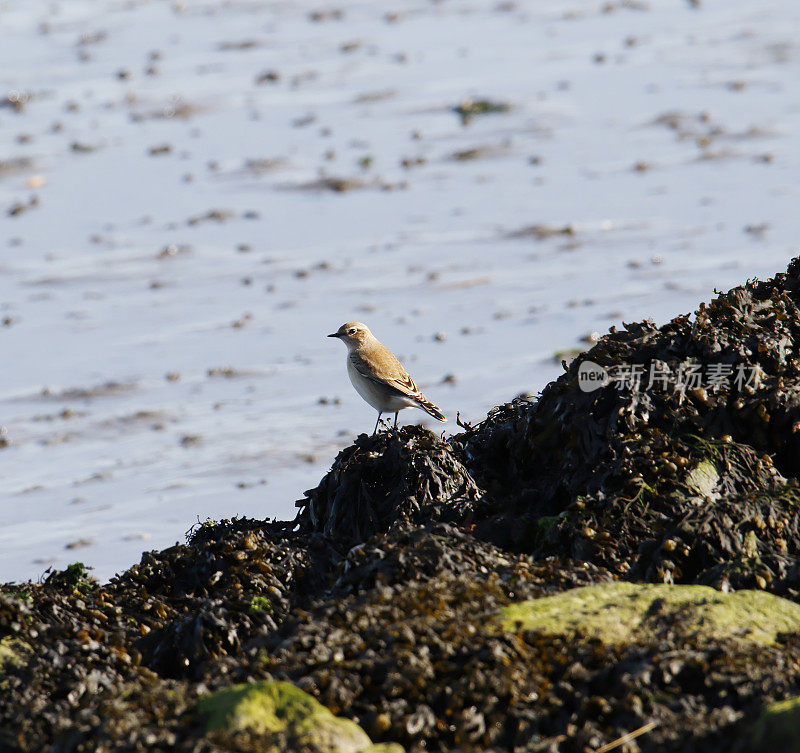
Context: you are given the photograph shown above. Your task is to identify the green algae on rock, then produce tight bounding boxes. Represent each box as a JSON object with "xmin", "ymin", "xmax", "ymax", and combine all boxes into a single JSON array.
[
  {"xmin": 499, "ymin": 582, "xmax": 800, "ymax": 646},
  {"xmin": 0, "ymin": 636, "xmax": 31, "ymax": 695},
  {"xmin": 0, "ymin": 637, "xmax": 30, "ymax": 671},
  {"xmin": 750, "ymin": 695, "xmax": 800, "ymax": 753},
  {"xmin": 200, "ymin": 680, "xmax": 384, "ymax": 753},
  {"xmin": 43, "ymin": 561, "xmax": 97, "ymax": 594}
]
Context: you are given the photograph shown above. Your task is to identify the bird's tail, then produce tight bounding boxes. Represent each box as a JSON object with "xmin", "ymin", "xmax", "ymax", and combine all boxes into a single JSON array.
[{"xmin": 417, "ymin": 396, "xmax": 446, "ymax": 422}]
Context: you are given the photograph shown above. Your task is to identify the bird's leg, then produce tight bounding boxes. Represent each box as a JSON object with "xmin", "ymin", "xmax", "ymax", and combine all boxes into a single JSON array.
[
  {"xmin": 372, "ymin": 412, "xmax": 382, "ymax": 435},
  {"xmin": 393, "ymin": 412, "xmax": 398, "ymax": 428}
]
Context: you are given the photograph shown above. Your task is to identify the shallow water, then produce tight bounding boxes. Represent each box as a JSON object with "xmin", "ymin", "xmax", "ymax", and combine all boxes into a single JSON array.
[{"xmin": 1, "ymin": 0, "xmax": 798, "ymax": 582}]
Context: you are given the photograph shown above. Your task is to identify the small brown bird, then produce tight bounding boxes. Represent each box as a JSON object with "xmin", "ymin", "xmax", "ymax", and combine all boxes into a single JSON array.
[{"xmin": 328, "ymin": 321, "xmax": 446, "ymax": 434}]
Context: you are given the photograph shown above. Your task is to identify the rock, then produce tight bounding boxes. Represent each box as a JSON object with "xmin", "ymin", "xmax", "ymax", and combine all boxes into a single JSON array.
[
  {"xmin": 498, "ymin": 582, "xmax": 800, "ymax": 646},
  {"xmin": 199, "ymin": 680, "xmax": 380, "ymax": 752},
  {"xmin": 684, "ymin": 459, "xmax": 719, "ymax": 498},
  {"xmin": 452, "ymin": 98, "xmax": 511, "ymax": 124},
  {"xmin": 0, "ymin": 637, "xmax": 30, "ymax": 673},
  {"xmin": 750, "ymin": 696, "xmax": 800, "ymax": 753}
]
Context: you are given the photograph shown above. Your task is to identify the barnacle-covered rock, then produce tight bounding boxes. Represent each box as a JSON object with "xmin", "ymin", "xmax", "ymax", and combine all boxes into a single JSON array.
[{"xmin": 297, "ymin": 426, "xmax": 482, "ymax": 543}]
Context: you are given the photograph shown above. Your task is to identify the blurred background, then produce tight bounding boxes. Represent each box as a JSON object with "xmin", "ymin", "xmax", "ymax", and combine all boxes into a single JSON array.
[{"xmin": 1, "ymin": 0, "xmax": 798, "ymax": 581}]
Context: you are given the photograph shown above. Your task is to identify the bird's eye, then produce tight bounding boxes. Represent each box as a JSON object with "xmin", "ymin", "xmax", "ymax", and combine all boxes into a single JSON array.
[{"xmin": 348, "ymin": 328, "xmax": 356, "ymax": 334}]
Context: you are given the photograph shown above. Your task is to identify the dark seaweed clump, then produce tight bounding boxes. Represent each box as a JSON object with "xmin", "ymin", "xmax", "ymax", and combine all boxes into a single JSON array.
[
  {"xmin": 459, "ymin": 259, "xmax": 800, "ymax": 499},
  {"xmin": 457, "ymin": 258, "xmax": 800, "ymax": 596},
  {"xmin": 297, "ymin": 427, "xmax": 481, "ymax": 543},
  {"xmin": 5, "ymin": 259, "xmax": 800, "ymax": 752}
]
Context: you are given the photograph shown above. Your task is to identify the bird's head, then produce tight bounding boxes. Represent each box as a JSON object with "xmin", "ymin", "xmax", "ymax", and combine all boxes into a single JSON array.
[{"xmin": 328, "ymin": 321, "xmax": 371, "ymax": 347}]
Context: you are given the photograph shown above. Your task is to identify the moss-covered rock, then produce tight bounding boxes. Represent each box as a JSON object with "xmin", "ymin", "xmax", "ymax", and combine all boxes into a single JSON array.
[
  {"xmin": 0, "ymin": 635, "xmax": 30, "ymax": 696},
  {"xmin": 199, "ymin": 680, "xmax": 381, "ymax": 752},
  {"xmin": 499, "ymin": 582, "xmax": 800, "ymax": 646},
  {"xmin": 0, "ymin": 636, "xmax": 30, "ymax": 672},
  {"xmin": 750, "ymin": 696, "xmax": 800, "ymax": 753},
  {"xmin": 0, "ymin": 637, "xmax": 31, "ymax": 699}
]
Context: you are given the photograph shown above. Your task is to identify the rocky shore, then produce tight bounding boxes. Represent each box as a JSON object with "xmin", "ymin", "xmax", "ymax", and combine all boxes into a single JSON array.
[{"xmin": 5, "ymin": 259, "xmax": 800, "ymax": 752}]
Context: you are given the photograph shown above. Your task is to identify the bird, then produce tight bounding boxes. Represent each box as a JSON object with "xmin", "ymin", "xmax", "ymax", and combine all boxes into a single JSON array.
[{"xmin": 328, "ymin": 321, "xmax": 446, "ymax": 435}]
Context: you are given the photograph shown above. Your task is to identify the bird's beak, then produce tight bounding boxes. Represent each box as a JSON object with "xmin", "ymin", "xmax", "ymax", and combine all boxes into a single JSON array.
[{"xmin": 327, "ymin": 332, "xmax": 340, "ymax": 338}]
